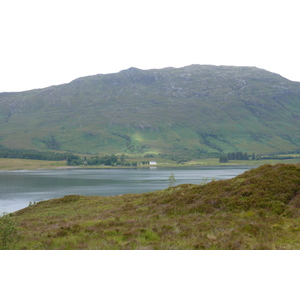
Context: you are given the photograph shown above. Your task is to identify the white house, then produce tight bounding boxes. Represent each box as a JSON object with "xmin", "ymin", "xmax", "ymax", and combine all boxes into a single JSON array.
[{"xmin": 149, "ymin": 161, "xmax": 157, "ymax": 165}]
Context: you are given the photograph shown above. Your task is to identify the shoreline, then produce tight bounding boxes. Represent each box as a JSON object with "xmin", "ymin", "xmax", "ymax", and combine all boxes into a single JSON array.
[{"xmin": 1, "ymin": 157, "xmax": 300, "ymax": 171}]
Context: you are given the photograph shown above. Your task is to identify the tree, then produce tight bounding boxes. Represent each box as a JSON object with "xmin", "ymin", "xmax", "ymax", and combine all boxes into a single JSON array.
[
  {"xmin": 110, "ymin": 154, "xmax": 118, "ymax": 164},
  {"xmin": 120, "ymin": 154, "xmax": 125, "ymax": 163},
  {"xmin": 236, "ymin": 151, "xmax": 243, "ymax": 160},
  {"xmin": 243, "ymin": 153, "xmax": 249, "ymax": 160},
  {"xmin": 252, "ymin": 153, "xmax": 256, "ymax": 160},
  {"xmin": 219, "ymin": 155, "xmax": 228, "ymax": 163},
  {"xmin": 168, "ymin": 173, "xmax": 176, "ymax": 187}
]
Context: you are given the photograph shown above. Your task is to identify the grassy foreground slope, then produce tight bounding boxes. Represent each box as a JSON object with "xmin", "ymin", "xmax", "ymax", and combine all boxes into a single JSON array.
[{"xmin": 8, "ymin": 163, "xmax": 300, "ymax": 250}]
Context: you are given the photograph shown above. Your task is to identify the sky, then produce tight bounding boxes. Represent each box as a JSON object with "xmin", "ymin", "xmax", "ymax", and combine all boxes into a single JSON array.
[{"xmin": 1, "ymin": 0, "xmax": 299, "ymax": 92}]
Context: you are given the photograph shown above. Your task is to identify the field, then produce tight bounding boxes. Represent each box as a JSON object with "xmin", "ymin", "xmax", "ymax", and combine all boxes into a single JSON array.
[{"xmin": 0, "ymin": 158, "xmax": 66, "ymax": 170}]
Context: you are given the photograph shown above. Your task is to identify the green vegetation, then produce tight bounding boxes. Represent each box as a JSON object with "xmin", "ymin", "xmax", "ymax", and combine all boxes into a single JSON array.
[
  {"xmin": 0, "ymin": 158, "xmax": 66, "ymax": 170},
  {"xmin": 0, "ymin": 147, "xmax": 70, "ymax": 161},
  {"xmin": 66, "ymin": 153, "xmax": 136, "ymax": 167},
  {"xmin": 0, "ymin": 212, "xmax": 21, "ymax": 249},
  {"xmin": 2, "ymin": 154, "xmax": 300, "ymax": 171},
  {"xmin": 6, "ymin": 163, "xmax": 300, "ymax": 250},
  {"xmin": 1, "ymin": 65, "xmax": 300, "ymax": 159},
  {"xmin": 168, "ymin": 173, "xmax": 176, "ymax": 187},
  {"xmin": 219, "ymin": 151, "xmax": 250, "ymax": 162}
]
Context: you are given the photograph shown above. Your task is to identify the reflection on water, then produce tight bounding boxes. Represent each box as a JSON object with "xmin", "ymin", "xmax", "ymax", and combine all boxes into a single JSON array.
[{"xmin": 0, "ymin": 166, "xmax": 254, "ymax": 213}]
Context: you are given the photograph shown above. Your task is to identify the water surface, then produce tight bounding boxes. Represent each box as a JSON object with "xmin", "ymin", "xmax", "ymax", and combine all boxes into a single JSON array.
[{"xmin": 0, "ymin": 166, "xmax": 253, "ymax": 213}]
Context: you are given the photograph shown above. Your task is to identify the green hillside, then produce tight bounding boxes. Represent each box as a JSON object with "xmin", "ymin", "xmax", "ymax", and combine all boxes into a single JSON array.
[
  {"xmin": 1, "ymin": 65, "xmax": 300, "ymax": 157},
  {"xmin": 5, "ymin": 163, "xmax": 300, "ymax": 250}
]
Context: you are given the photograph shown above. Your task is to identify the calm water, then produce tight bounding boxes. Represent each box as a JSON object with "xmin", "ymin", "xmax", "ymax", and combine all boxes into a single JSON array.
[{"xmin": 0, "ymin": 166, "xmax": 254, "ymax": 213}]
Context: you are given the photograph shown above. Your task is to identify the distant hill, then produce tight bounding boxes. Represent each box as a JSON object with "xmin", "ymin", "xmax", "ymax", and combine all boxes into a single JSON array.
[{"xmin": 1, "ymin": 65, "xmax": 300, "ymax": 157}]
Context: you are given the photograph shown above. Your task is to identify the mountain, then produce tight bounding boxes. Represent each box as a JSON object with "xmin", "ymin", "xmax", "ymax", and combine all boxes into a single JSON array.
[{"xmin": 1, "ymin": 65, "xmax": 300, "ymax": 157}]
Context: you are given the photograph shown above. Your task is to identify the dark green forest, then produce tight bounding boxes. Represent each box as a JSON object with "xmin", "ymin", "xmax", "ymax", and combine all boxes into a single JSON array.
[
  {"xmin": 66, "ymin": 154, "xmax": 136, "ymax": 166},
  {"xmin": 0, "ymin": 148, "xmax": 68, "ymax": 161}
]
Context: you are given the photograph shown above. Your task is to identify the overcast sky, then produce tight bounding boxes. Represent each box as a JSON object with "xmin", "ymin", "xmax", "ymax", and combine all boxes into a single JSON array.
[{"xmin": 1, "ymin": 0, "xmax": 299, "ymax": 92}]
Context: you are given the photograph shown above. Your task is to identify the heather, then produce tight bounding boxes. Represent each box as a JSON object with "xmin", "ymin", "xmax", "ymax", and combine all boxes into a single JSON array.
[{"xmin": 3, "ymin": 163, "xmax": 299, "ymax": 250}]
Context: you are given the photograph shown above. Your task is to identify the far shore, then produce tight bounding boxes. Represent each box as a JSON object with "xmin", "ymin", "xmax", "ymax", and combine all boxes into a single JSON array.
[
  {"xmin": 1, "ymin": 157, "xmax": 300, "ymax": 171},
  {"xmin": 54, "ymin": 166, "xmax": 82, "ymax": 169}
]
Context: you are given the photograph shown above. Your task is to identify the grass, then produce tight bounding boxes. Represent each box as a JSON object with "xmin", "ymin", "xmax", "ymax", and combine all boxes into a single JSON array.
[
  {"xmin": 0, "ymin": 158, "xmax": 66, "ymax": 170},
  {"xmin": 6, "ymin": 163, "xmax": 300, "ymax": 250}
]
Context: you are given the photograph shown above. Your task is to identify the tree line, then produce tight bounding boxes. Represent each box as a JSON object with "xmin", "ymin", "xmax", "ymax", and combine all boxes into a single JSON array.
[
  {"xmin": 67, "ymin": 154, "xmax": 137, "ymax": 166},
  {"xmin": 219, "ymin": 152, "xmax": 256, "ymax": 163},
  {"xmin": 0, "ymin": 148, "xmax": 69, "ymax": 161},
  {"xmin": 0, "ymin": 148, "xmax": 137, "ymax": 167}
]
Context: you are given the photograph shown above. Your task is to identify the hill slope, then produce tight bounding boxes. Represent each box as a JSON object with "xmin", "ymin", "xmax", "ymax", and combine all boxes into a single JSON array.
[
  {"xmin": 8, "ymin": 163, "xmax": 300, "ymax": 249},
  {"xmin": 1, "ymin": 65, "xmax": 300, "ymax": 156}
]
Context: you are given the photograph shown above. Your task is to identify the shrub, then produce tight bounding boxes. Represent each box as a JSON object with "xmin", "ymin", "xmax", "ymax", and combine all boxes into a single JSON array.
[
  {"xmin": 0, "ymin": 212, "xmax": 21, "ymax": 250},
  {"xmin": 168, "ymin": 173, "xmax": 176, "ymax": 187}
]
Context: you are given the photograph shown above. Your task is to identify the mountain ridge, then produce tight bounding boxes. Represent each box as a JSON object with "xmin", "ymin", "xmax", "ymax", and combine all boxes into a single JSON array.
[{"xmin": 1, "ymin": 64, "xmax": 300, "ymax": 157}]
